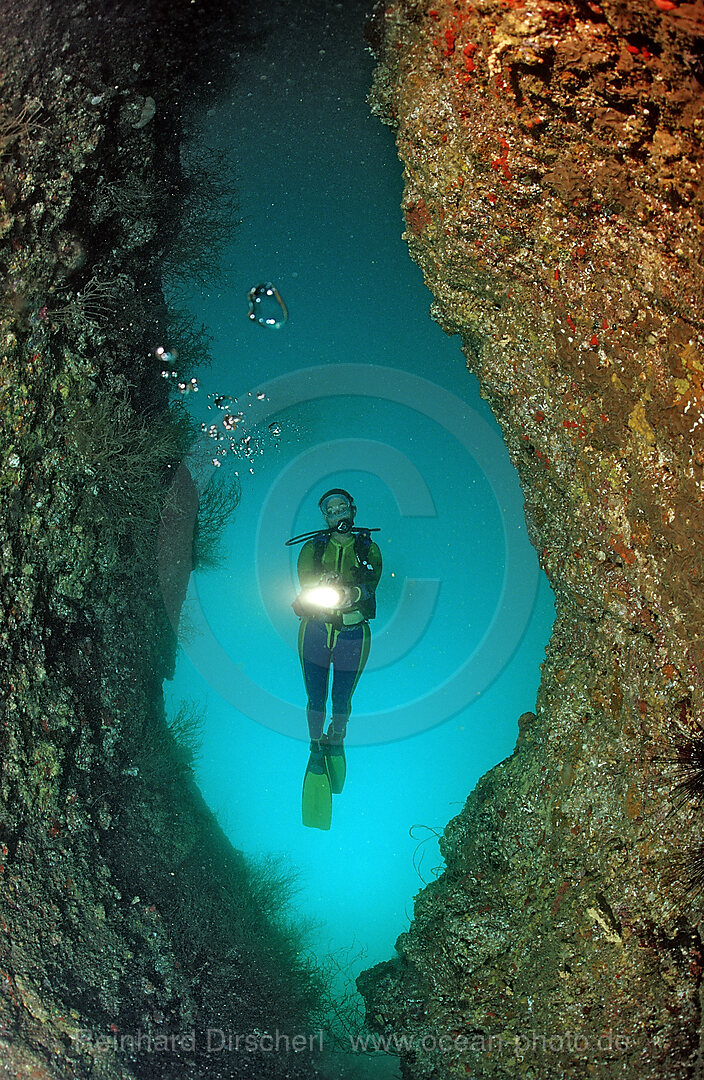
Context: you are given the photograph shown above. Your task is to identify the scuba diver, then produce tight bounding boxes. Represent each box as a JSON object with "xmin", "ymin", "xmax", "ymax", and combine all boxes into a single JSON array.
[{"xmin": 287, "ymin": 489, "xmax": 382, "ymax": 830}]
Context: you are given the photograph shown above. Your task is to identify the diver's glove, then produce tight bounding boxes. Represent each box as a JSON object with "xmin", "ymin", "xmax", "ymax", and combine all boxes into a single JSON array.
[
  {"xmin": 336, "ymin": 585, "xmax": 355, "ymax": 611},
  {"xmin": 318, "ymin": 573, "xmax": 357, "ymax": 611}
]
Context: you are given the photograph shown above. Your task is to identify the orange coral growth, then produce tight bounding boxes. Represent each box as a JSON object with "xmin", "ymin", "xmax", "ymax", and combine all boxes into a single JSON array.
[
  {"xmin": 405, "ymin": 197, "xmax": 432, "ymax": 235},
  {"xmin": 610, "ymin": 535, "xmax": 637, "ymax": 565}
]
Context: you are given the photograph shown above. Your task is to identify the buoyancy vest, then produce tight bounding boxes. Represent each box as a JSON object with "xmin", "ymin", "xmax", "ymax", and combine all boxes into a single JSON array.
[
  {"xmin": 312, "ymin": 531, "xmax": 377, "ymax": 620},
  {"xmin": 293, "ymin": 530, "xmax": 379, "ymax": 622}
]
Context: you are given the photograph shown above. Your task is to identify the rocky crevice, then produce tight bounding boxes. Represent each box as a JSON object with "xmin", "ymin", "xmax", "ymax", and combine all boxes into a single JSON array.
[
  {"xmin": 0, "ymin": 3, "xmax": 328, "ymax": 1078},
  {"xmin": 359, "ymin": 1, "xmax": 704, "ymax": 1077}
]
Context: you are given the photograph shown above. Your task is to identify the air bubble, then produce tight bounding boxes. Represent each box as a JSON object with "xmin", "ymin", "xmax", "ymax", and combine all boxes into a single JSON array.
[{"xmin": 247, "ymin": 282, "xmax": 288, "ymax": 328}]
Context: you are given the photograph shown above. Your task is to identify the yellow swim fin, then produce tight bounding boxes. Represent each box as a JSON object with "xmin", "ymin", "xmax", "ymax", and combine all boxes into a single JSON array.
[{"xmin": 302, "ymin": 742, "xmax": 332, "ymax": 830}]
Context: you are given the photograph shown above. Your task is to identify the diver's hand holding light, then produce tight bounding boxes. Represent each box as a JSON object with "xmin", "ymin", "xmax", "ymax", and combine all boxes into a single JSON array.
[{"xmin": 301, "ymin": 574, "xmax": 354, "ymax": 613}]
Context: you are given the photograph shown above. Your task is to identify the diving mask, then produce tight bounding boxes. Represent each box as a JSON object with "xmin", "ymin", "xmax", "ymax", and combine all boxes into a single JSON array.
[{"xmin": 320, "ymin": 489, "xmax": 356, "ymax": 535}]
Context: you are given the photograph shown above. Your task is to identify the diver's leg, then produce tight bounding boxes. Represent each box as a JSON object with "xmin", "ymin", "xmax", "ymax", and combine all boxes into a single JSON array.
[
  {"xmin": 329, "ymin": 622, "xmax": 371, "ymax": 736},
  {"xmin": 298, "ymin": 619, "xmax": 332, "ymax": 740},
  {"xmin": 299, "ymin": 620, "xmax": 335, "ymax": 830},
  {"xmin": 324, "ymin": 624, "xmax": 371, "ymax": 795}
]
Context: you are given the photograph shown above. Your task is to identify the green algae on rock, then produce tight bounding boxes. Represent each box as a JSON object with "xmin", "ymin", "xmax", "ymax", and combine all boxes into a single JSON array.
[{"xmin": 0, "ymin": 2, "xmax": 330, "ymax": 1078}]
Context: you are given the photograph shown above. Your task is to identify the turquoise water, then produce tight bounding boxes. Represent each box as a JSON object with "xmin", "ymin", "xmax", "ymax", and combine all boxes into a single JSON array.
[{"xmin": 163, "ymin": 0, "xmax": 555, "ymax": 1053}]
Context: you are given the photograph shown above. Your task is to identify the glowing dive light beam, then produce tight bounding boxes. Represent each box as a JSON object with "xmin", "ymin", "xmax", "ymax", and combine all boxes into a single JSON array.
[{"xmin": 305, "ymin": 585, "xmax": 342, "ymax": 609}]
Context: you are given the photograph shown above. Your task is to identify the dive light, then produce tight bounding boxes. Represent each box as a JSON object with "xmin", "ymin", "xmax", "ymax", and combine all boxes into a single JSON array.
[{"xmin": 304, "ymin": 584, "xmax": 343, "ymax": 609}]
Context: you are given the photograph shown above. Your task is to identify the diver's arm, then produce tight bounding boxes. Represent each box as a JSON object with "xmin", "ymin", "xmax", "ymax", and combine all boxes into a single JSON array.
[
  {"xmin": 295, "ymin": 541, "xmax": 348, "ymax": 615},
  {"xmin": 359, "ymin": 542, "xmax": 383, "ymax": 597},
  {"xmin": 348, "ymin": 542, "xmax": 382, "ymax": 606},
  {"xmin": 297, "ymin": 540, "xmax": 321, "ymax": 589},
  {"xmin": 294, "ymin": 541, "xmax": 324, "ymax": 618}
]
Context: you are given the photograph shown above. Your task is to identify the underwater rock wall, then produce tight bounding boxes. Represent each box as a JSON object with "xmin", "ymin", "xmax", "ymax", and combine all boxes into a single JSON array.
[
  {"xmin": 360, "ymin": 1, "xmax": 704, "ymax": 1077},
  {"xmin": 0, "ymin": 3, "xmax": 324, "ymax": 1078}
]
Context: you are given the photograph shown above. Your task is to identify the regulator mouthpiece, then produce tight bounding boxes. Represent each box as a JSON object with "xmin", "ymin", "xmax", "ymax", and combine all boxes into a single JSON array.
[{"xmin": 334, "ymin": 517, "xmax": 353, "ymax": 534}]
